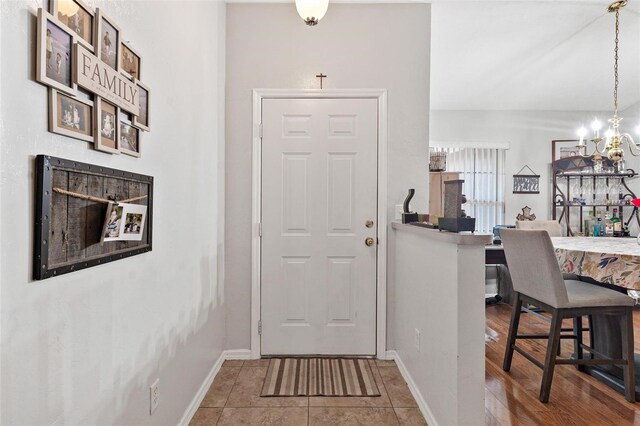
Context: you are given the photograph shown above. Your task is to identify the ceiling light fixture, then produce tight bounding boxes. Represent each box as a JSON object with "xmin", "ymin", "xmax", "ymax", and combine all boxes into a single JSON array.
[
  {"xmin": 576, "ymin": 0, "xmax": 640, "ymax": 164},
  {"xmin": 295, "ymin": 0, "xmax": 329, "ymax": 26}
]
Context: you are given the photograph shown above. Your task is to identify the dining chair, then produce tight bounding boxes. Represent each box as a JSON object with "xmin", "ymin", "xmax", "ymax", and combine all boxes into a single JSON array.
[
  {"xmin": 515, "ymin": 220, "xmax": 562, "ymax": 237},
  {"xmin": 500, "ymin": 229, "xmax": 636, "ymax": 403}
]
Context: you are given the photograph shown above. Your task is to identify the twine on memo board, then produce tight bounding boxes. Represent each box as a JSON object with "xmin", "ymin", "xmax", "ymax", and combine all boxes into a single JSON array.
[{"xmin": 52, "ymin": 187, "xmax": 148, "ymax": 204}]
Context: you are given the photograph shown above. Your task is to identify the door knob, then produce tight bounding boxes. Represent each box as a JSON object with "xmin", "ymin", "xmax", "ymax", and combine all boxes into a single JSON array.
[
  {"xmin": 365, "ymin": 220, "xmax": 374, "ymax": 228},
  {"xmin": 365, "ymin": 237, "xmax": 375, "ymax": 247}
]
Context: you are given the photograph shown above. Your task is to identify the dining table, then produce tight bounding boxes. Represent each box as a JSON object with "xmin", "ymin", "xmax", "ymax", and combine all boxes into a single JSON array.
[{"xmin": 487, "ymin": 237, "xmax": 640, "ymax": 400}]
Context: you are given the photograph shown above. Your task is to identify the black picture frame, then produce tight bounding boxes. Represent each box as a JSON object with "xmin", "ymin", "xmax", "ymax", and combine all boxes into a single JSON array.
[
  {"xmin": 513, "ymin": 174, "xmax": 540, "ymax": 194},
  {"xmin": 34, "ymin": 154, "xmax": 153, "ymax": 280}
]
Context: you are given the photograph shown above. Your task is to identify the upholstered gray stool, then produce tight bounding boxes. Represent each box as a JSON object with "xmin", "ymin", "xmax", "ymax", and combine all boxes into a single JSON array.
[
  {"xmin": 516, "ymin": 220, "xmax": 576, "ymax": 282},
  {"xmin": 515, "ymin": 219, "xmax": 563, "ymax": 236},
  {"xmin": 501, "ymin": 229, "xmax": 636, "ymax": 403}
]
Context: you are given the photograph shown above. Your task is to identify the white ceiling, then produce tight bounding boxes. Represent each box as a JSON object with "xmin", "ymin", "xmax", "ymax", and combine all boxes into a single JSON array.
[
  {"xmin": 226, "ymin": 0, "xmax": 640, "ymax": 111},
  {"xmin": 430, "ymin": 1, "xmax": 640, "ymax": 111}
]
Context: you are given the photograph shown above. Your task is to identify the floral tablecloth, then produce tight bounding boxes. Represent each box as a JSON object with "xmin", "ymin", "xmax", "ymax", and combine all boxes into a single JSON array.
[{"xmin": 553, "ymin": 237, "xmax": 640, "ymax": 290}]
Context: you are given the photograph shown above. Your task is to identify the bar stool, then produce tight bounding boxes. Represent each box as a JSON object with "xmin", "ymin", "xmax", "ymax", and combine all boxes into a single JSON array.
[
  {"xmin": 515, "ymin": 220, "xmax": 562, "ymax": 237},
  {"xmin": 500, "ymin": 229, "xmax": 636, "ymax": 403}
]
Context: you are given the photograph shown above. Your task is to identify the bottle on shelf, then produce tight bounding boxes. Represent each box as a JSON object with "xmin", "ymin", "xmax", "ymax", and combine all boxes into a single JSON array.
[
  {"xmin": 594, "ymin": 214, "xmax": 603, "ymax": 237},
  {"xmin": 612, "ymin": 208, "xmax": 622, "ymax": 237},
  {"xmin": 604, "ymin": 210, "xmax": 614, "ymax": 237},
  {"xmin": 585, "ymin": 210, "xmax": 596, "ymax": 237}
]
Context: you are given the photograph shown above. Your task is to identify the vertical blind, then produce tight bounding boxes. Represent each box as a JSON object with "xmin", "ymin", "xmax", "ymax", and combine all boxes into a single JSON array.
[{"xmin": 441, "ymin": 147, "xmax": 506, "ymax": 233}]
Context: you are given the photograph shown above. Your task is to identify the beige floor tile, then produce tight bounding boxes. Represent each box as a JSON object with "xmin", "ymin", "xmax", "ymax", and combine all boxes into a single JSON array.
[
  {"xmin": 309, "ymin": 362, "xmax": 391, "ymax": 408},
  {"xmin": 309, "ymin": 407, "xmax": 399, "ymax": 425},
  {"xmin": 189, "ymin": 407, "xmax": 223, "ymax": 425},
  {"xmin": 217, "ymin": 407, "xmax": 308, "ymax": 425},
  {"xmin": 223, "ymin": 359, "xmax": 244, "ymax": 367},
  {"xmin": 201, "ymin": 367, "xmax": 241, "ymax": 407},
  {"xmin": 243, "ymin": 359, "xmax": 271, "ymax": 368},
  {"xmin": 394, "ymin": 408, "xmax": 427, "ymax": 425},
  {"xmin": 226, "ymin": 367, "xmax": 308, "ymax": 407},
  {"xmin": 375, "ymin": 360, "xmax": 397, "ymax": 367},
  {"xmin": 377, "ymin": 367, "xmax": 418, "ymax": 408}
]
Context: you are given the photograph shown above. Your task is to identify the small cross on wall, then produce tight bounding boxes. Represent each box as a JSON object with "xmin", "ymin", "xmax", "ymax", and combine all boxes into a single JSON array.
[{"xmin": 316, "ymin": 73, "xmax": 327, "ymax": 89}]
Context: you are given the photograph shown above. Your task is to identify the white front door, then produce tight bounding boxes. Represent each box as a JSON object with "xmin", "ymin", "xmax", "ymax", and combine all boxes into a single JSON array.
[{"xmin": 261, "ymin": 98, "xmax": 378, "ymax": 355}]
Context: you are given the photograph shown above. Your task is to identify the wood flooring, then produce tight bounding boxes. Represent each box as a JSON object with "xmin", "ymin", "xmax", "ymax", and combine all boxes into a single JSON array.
[{"xmin": 485, "ymin": 303, "xmax": 640, "ymax": 425}]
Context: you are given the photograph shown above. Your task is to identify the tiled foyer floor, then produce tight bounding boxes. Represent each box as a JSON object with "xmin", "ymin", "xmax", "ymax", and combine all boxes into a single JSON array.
[{"xmin": 190, "ymin": 359, "xmax": 427, "ymax": 425}]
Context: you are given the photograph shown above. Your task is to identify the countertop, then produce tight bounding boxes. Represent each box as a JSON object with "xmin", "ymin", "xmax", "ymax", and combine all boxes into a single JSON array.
[{"xmin": 391, "ymin": 222, "xmax": 493, "ymax": 246}]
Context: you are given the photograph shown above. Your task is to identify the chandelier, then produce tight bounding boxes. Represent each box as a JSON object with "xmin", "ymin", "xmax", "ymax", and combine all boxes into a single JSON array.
[{"xmin": 576, "ymin": 0, "xmax": 640, "ymax": 165}]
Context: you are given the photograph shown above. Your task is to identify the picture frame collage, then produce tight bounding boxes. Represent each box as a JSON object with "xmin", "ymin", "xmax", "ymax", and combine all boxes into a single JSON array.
[{"xmin": 37, "ymin": 0, "xmax": 150, "ymax": 157}]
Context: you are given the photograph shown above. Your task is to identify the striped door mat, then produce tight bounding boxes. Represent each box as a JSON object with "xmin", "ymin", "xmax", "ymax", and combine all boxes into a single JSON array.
[{"xmin": 261, "ymin": 358, "xmax": 381, "ymax": 397}]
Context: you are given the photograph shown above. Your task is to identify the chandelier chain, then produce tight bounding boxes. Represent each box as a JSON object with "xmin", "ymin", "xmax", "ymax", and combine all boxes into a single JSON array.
[{"xmin": 614, "ymin": 8, "xmax": 620, "ymax": 117}]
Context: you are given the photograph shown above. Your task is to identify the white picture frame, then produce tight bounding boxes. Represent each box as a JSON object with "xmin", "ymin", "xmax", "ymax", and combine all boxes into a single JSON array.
[
  {"xmin": 94, "ymin": 97, "xmax": 120, "ymax": 154},
  {"xmin": 48, "ymin": 88, "xmax": 94, "ymax": 143},
  {"xmin": 49, "ymin": 0, "xmax": 95, "ymax": 52},
  {"xmin": 95, "ymin": 8, "xmax": 121, "ymax": 71},
  {"xmin": 36, "ymin": 8, "xmax": 77, "ymax": 96},
  {"xmin": 119, "ymin": 114, "xmax": 141, "ymax": 157},
  {"xmin": 120, "ymin": 42, "xmax": 141, "ymax": 81},
  {"xmin": 132, "ymin": 79, "xmax": 150, "ymax": 131}
]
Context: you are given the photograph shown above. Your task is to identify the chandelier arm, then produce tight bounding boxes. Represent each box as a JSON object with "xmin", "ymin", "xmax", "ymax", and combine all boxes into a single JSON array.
[
  {"xmin": 586, "ymin": 138, "xmax": 607, "ymax": 157},
  {"xmin": 622, "ymin": 133, "xmax": 640, "ymax": 156}
]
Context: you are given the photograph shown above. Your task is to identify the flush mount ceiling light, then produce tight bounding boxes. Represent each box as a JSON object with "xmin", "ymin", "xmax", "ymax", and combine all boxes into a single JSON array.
[
  {"xmin": 575, "ymin": 0, "xmax": 640, "ymax": 165},
  {"xmin": 296, "ymin": 0, "xmax": 329, "ymax": 26}
]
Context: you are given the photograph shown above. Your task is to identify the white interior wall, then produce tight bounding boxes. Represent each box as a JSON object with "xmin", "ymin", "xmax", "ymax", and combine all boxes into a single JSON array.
[
  {"xmin": 0, "ymin": 1, "xmax": 226, "ymax": 424},
  {"xmin": 225, "ymin": 3, "xmax": 431, "ymax": 351},
  {"xmin": 430, "ymin": 109, "xmax": 640, "ymax": 227}
]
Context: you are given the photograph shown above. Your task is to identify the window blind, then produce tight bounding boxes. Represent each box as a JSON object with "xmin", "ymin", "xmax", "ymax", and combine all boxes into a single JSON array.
[{"xmin": 440, "ymin": 147, "xmax": 506, "ymax": 233}]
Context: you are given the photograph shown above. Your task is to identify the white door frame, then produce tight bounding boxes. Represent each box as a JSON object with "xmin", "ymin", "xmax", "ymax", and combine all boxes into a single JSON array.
[{"xmin": 251, "ymin": 89, "xmax": 388, "ymax": 359}]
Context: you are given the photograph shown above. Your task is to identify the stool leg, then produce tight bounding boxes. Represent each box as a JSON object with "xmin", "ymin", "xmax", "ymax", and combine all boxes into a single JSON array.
[
  {"xmin": 573, "ymin": 316, "xmax": 585, "ymax": 372},
  {"xmin": 503, "ymin": 293, "xmax": 523, "ymax": 372},
  {"xmin": 621, "ymin": 307, "xmax": 636, "ymax": 403},
  {"xmin": 540, "ymin": 310, "xmax": 563, "ymax": 403}
]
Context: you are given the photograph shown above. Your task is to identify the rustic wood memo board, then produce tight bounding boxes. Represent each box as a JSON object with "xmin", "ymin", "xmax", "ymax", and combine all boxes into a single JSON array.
[{"xmin": 34, "ymin": 155, "xmax": 153, "ymax": 280}]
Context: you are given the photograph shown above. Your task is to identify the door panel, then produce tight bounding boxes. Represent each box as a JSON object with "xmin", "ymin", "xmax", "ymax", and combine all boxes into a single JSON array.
[{"xmin": 261, "ymin": 98, "xmax": 378, "ymax": 355}]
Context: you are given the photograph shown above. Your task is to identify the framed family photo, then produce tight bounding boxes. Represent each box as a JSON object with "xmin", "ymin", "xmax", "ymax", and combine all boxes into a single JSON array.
[
  {"xmin": 132, "ymin": 79, "xmax": 150, "ymax": 131},
  {"xmin": 119, "ymin": 112, "xmax": 141, "ymax": 157},
  {"xmin": 95, "ymin": 9, "xmax": 120, "ymax": 71},
  {"xmin": 95, "ymin": 98, "xmax": 119, "ymax": 154},
  {"xmin": 120, "ymin": 43, "xmax": 141, "ymax": 80},
  {"xmin": 552, "ymin": 139, "xmax": 585, "ymax": 163},
  {"xmin": 48, "ymin": 89, "xmax": 93, "ymax": 142},
  {"xmin": 36, "ymin": 9, "xmax": 77, "ymax": 95},
  {"xmin": 50, "ymin": 0, "xmax": 94, "ymax": 51}
]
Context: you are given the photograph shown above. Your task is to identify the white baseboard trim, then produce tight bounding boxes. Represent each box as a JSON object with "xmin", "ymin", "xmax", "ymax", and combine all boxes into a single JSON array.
[
  {"xmin": 224, "ymin": 349, "xmax": 251, "ymax": 360},
  {"xmin": 179, "ymin": 349, "xmax": 252, "ymax": 426},
  {"xmin": 178, "ymin": 351, "xmax": 225, "ymax": 426},
  {"xmin": 386, "ymin": 350, "xmax": 438, "ymax": 426}
]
